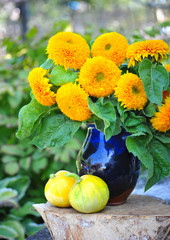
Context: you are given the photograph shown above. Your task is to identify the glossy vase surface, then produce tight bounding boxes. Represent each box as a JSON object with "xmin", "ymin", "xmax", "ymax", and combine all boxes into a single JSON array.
[{"xmin": 76, "ymin": 125, "xmax": 140, "ymax": 205}]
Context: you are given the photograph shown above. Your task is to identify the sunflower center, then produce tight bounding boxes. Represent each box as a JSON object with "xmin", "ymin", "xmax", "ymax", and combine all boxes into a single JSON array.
[
  {"xmin": 132, "ymin": 86, "xmax": 139, "ymax": 94},
  {"xmin": 105, "ymin": 44, "xmax": 111, "ymax": 50},
  {"xmin": 96, "ymin": 72, "xmax": 105, "ymax": 81}
]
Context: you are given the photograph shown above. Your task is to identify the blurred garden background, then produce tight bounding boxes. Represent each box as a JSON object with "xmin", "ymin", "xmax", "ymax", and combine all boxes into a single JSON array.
[{"xmin": 0, "ymin": 0, "xmax": 170, "ymax": 239}]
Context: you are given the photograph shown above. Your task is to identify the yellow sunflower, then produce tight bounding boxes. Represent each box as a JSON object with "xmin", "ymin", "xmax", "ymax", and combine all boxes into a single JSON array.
[
  {"xmin": 78, "ymin": 56, "xmax": 121, "ymax": 98},
  {"xmin": 114, "ymin": 73, "xmax": 147, "ymax": 110},
  {"xmin": 28, "ymin": 67, "xmax": 56, "ymax": 106},
  {"xmin": 46, "ymin": 32, "xmax": 90, "ymax": 70},
  {"xmin": 91, "ymin": 32, "xmax": 129, "ymax": 66},
  {"xmin": 126, "ymin": 40, "xmax": 170, "ymax": 67},
  {"xmin": 56, "ymin": 82, "xmax": 92, "ymax": 121},
  {"xmin": 151, "ymin": 96, "xmax": 170, "ymax": 132}
]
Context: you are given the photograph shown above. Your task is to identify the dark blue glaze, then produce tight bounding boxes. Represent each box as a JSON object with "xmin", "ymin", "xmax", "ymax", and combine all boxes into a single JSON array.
[{"xmin": 76, "ymin": 125, "xmax": 140, "ymax": 203}]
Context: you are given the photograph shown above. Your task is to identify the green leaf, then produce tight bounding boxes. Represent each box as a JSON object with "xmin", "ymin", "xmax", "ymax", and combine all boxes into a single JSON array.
[
  {"xmin": 0, "ymin": 176, "xmax": 30, "ymax": 200},
  {"xmin": 0, "ymin": 115, "xmax": 17, "ymax": 127},
  {"xmin": 0, "ymin": 188, "xmax": 18, "ymax": 201},
  {"xmin": 107, "ymin": 95, "xmax": 118, "ymax": 106},
  {"xmin": 0, "ymin": 198, "xmax": 18, "ymax": 209},
  {"xmin": 4, "ymin": 162, "xmax": 20, "ymax": 176},
  {"xmin": 32, "ymin": 149, "xmax": 47, "ymax": 160},
  {"xmin": 126, "ymin": 131, "xmax": 146, "ymax": 138},
  {"xmin": 8, "ymin": 90, "xmax": 23, "ymax": 109},
  {"xmin": 0, "ymin": 193, "xmax": 18, "ymax": 209},
  {"xmin": 11, "ymin": 201, "xmax": 40, "ymax": 218},
  {"xmin": 126, "ymin": 133, "xmax": 154, "ymax": 190},
  {"xmin": 31, "ymin": 114, "xmax": 81, "ymax": 149},
  {"xmin": 1, "ymin": 145, "xmax": 26, "ymax": 157},
  {"xmin": 125, "ymin": 112, "xmax": 146, "ymax": 127},
  {"xmin": 145, "ymin": 138, "xmax": 170, "ymax": 190},
  {"xmin": 32, "ymin": 158, "xmax": 48, "ymax": 173},
  {"xmin": 143, "ymin": 102, "xmax": 157, "ymax": 117},
  {"xmin": 16, "ymin": 98, "xmax": 57, "ymax": 140},
  {"xmin": 117, "ymin": 102, "xmax": 129, "ymax": 123},
  {"xmin": 88, "ymin": 97, "xmax": 120, "ymax": 141},
  {"xmin": 51, "ymin": 20, "xmax": 69, "ymax": 33},
  {"xmin": 125, "ymin": 123, "xmax": 151, "ymax": 134},
  {"xmin": 2, "ymin": 221, "xmax": 25, "ymax": 240},
  {"xmin": 53, "ymin": 137, "xmax": 81, "ymax": 163},
  {"xmin": 103, "ymin": 118, "xmax": 121, "ymax": 139},
  {"xmin": 40, "ymin": 58, "xmax": 53, "ymax": 70},
  {"xmin": 154, "ymin": 131, "xmax": 170, "ymax": 144},
  {"xmin": 127, "ymin": 133, "xmax": 170, "ymax": 191},
  {"xmin": 126, "ymin": 133, "xmax": 153, "ymax": 169},
  {"xmin": 144, "ymin": 27, "xmax": 160, "ymax": 37},
  {"xmin": 0, "ymin": 225, "xmax": 18, "ymax": 239},
  {"xmin": 168, "ymin": 72, "xmax": 170, "ymax": 90},
  {"xmin": 139, "ymin": 59, "xmax": 169, "ymax": 106},
  {"xmin": 20, "ymin": 157, "xmax": 31, "ymax": 170},
  {"xmin": 41, "ymin": 161, "xmax": 64, "ymax": 180},
  {"xmin": 50, "ymin": 65, "xmax": 79, "ymax": 86},
  {"xmin": 124, "ymin": 112, "xmax": 151, "ymax": 134},
  {"xmin": 2, "ymin": 156, "xmax": 17, "ymax": 163},
  {"xmin": 94, "ymin": 118, "xmax": 104, "ymax": 132},
  {"xmin": 26, "ymin": 26, "xmax": 38, "ymax": 39},
  {"xmin": 23, "ymin": 221, "xmax": 45, "ymax": 236},
  {"xmin": 111, "ymin": 118, "xmax": 122, "ymax": 136},
  {"xmin": 159, "ymin": 21, "xmax": 170, "ymax": 28}
]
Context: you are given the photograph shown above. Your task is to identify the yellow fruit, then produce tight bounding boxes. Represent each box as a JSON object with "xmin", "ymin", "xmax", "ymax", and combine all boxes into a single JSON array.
[
  {"xmin": 67, "ymin": 173, "xmax": 110, "ymax": 213},
  {"xmin": 55, "ymin": 170, "xmax": 68, "ymax": 177},
  {"xmin": 44, "ymin": 170, "xmax": 76, "ymax": 207}
]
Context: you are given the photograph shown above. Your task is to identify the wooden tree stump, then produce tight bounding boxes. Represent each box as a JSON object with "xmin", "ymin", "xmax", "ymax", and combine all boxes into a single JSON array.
[{"xmin": 33, "ymin": 195, "xmax": 170, "ymax": 240}]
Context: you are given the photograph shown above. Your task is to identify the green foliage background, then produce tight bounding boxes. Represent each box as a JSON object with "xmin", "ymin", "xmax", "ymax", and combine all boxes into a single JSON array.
[
  {"xmin": 0, "ymin": 18, "xmax": 170, "ymax": 239},
  {"xmin": 0, "ymin": 21, "xmax": 87, "ymax": 239}
]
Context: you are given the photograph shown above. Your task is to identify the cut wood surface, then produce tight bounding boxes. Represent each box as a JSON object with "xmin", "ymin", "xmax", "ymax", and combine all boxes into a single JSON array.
[{"xmin": 33, "ymin": 195, "xmax": 170, "ymax": 240}]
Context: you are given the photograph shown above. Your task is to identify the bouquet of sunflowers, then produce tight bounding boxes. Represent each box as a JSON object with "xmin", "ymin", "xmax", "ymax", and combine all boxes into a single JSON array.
[{"xmin": 17, "ymin": 31, "xmax": 170, "ymax": 191}]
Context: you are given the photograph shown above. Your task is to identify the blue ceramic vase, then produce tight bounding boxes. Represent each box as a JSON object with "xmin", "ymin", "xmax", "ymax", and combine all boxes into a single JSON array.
[{"xmin": 76, "ymin": 125, "xmax": 140, "ymax": 205}]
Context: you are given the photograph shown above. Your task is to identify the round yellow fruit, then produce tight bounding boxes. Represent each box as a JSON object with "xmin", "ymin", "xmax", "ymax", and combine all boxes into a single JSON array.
[
  {"xmin": 67, "ymin": 173, "xmax": 110, "ymax": 213},
  {"xmin": 44, "ymin": 170, "xmax": 76, "ymax": 207},
  {"xmin": 55, "ymin": 170, "xmax": 68, "ymax": 177}
]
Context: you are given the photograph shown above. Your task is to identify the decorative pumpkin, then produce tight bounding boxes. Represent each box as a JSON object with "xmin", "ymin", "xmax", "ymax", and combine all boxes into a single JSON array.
[
  {"xmin": 55, "ymin": 170, "xmax": 68, "ymax": 177},
  {"xmin": 66, "ymin": 173, "xmax": 109, "ymax": 213},
  {"xmin": 44, "ymin": 170, "xmax": 76, "ymax": 207}
]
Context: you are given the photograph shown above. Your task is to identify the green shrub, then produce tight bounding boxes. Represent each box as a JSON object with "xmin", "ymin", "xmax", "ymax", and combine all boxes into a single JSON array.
[{"xmin": 0, "ymin": 21, "xmax": 86, "ymax": 239}]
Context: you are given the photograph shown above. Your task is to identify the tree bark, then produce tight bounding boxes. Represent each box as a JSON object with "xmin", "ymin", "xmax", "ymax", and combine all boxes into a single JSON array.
[{"xmin": 34, "ymin": 195, "xmax": 170, "ymax": 240}]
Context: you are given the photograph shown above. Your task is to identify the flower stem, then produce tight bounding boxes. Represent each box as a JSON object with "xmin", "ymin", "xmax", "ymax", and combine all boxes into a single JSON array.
[{"xmin": 65, "ymin": 172, "xmax": 82, "ymax": 183}]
